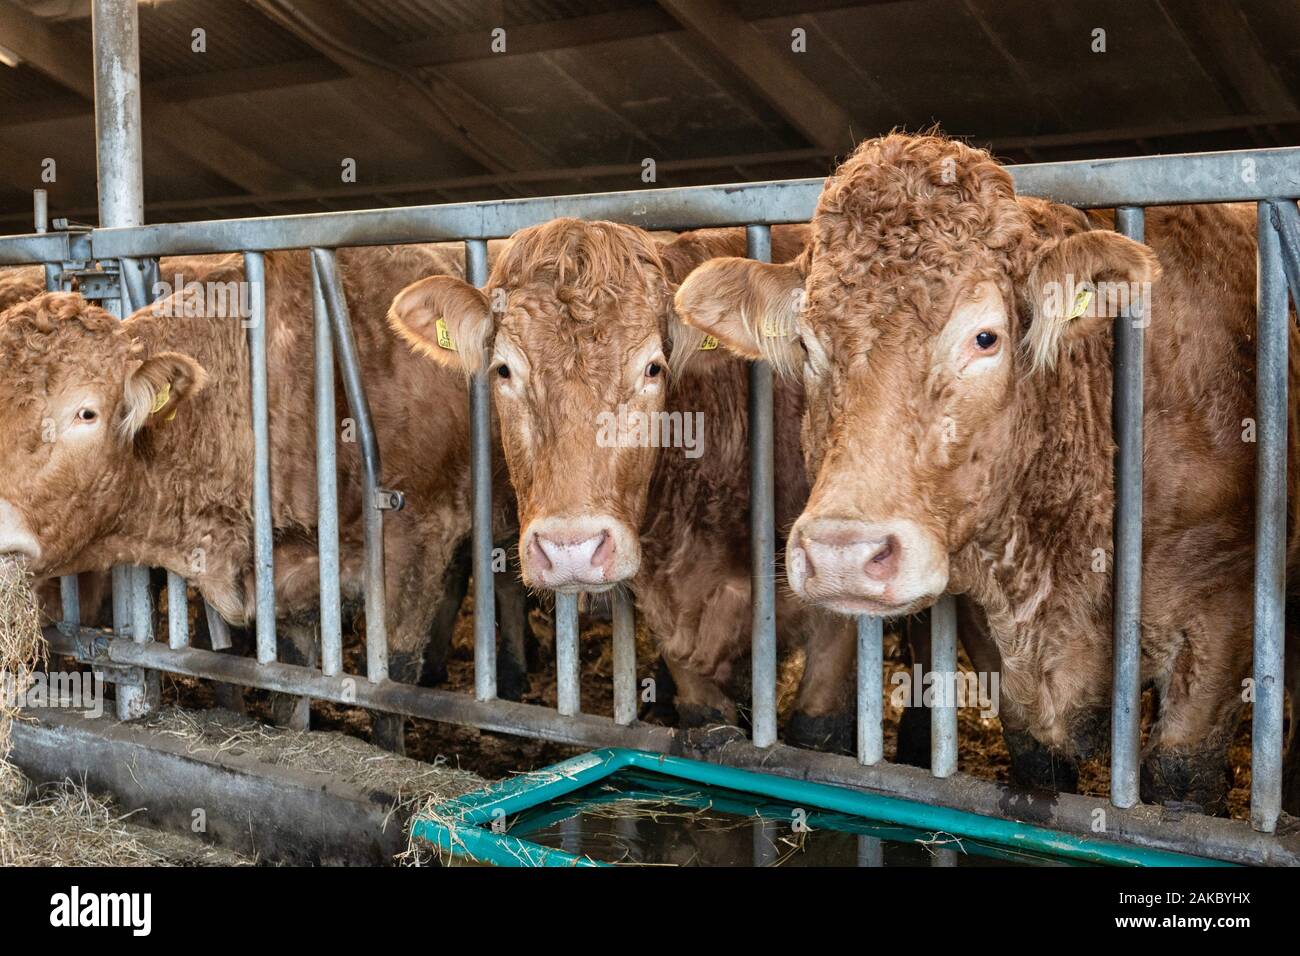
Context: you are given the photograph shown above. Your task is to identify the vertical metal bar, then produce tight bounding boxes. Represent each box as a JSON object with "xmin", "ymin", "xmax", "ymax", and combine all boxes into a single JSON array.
[
  {"xmin": 59, "ymin": 577, "xmax": 80, "ymax": 630},
  {"xmin": 1271, "ymin": 201, "xmax": 1300, "ymax": 312},
  {"xmin": 752, "ymin": 818, "xmax": 779, "ymax": 866},
  {"xmin": 612, "ymin": 588, "xmax": 636, "ymax": 725},
  {"xmin": 555, "ymin": 593, "xmax": 581, "ymax": 716},
  {"xmin": 93, "ymin": 0, "xmax": 153, "ymax": 721},
  {"xmin": 930, "ymin": 593, "xmax": 958, "ymax": 778},
  {"xmin": 312, "ymin": 248, "xmax": 388, "ymax": 682},
  {"xmin": 466, "ymin": 239, "xmax": 497, "ymax": 701},
  {"xmin": 312, "ymin": 256, "xmax": 343, "ymax": 677},
  {"xmin": 857, "ymin": 834, "xmax": 883, "ymax": 867},
  {"xmin": 1252, "ymin": 201, "xmax": 1288, "ymax": 834},
  {"xmin": 1110, "ymin": 206, "xmax": 1145, "ymax": 809},
  {"xmin": 118, "ymin": 258, "xmax": 149, "ymax": 314},
  {"xmin": 857, "ymin": 615, "xmax": 883, "ymax": 765},
  {"xmin": 244, "ymin": 251, "xmax": 276, "ymax": 664},
  {"xmin": 203, "ymin": 601, "xmax": 232, "ymax": 651},
  {"xmin": 747, "ymin": 224, "xmax": 777, "ymax": 749},
  {"xmin": 166, "ymin": 572, "xmax": 188, "ymax": 649},
  {"xmin": 36, "ymin": 188, "xmax": 81, "ymax": 625},
  {"xmin": 34, "ymin": 189, "xmax": 60, "ymax": 293},
  {"xmin": 931, "ymin": 846, "xmax": 959, "ymax": 867}
]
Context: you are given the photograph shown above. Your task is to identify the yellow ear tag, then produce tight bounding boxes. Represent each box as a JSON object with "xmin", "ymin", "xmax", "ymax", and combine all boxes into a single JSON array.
[
  {"xmin": 1067, "ymin": 287, "xmax": 1094, "ymax": 320},
  {"xmin": 698, "ymin": 334, "xmax": 719, "ymax": 351},
  {"xmin": 150, "ymin": 382, "xmax": 171, "ymax": 416},
  {"xmin": 435, "ymin": 317, "xmax": 456, "ymax": 351}
]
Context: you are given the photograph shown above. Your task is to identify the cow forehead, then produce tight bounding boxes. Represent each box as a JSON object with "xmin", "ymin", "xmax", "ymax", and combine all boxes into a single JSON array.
[
  {"xmin": 798, "ymin": 132, "xmax": 1034, "ymax": 337},
  {"xmin": 0, "ymin": 300, "xmax": 135, "ymax": 395},
  {"xmin": 801, "ymin": 242, "xmax": 1007, "ymax": 343}
]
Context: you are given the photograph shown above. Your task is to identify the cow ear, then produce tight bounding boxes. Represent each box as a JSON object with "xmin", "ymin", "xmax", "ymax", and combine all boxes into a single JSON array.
[
  {"xmin": 120, "ymin": 351, "xmax": 208, "ymax": 438},
  {"xmin": 388, "ymin": 276, "xmax": 492, "ymax": 375},
  {"xmin": 673, "ymin": 258, "xmax": 805, "ymax": 377},
  {"xmin": 1023, "ymin": 230, "xmax": 1160, "ymax": 372}
]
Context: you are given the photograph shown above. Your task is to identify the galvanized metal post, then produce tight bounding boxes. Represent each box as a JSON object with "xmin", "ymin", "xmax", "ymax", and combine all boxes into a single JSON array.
[
  {"xmin": 92, "ymin": 0, "xmax": 144, "ymax": 247},
  {"xmin": 245, "ymin": 251, "xmax": 276, "ymax": 664},
  {"xmin": 612, "ymin": 589, "xmax": 636, "ymax": 725},
  {"xmin": 1110, "ymin": 206, "xmax": 1145, "ymax": 809},
  {"xmin": 555, "ymin": 593, "xmax": 581, "ymax": 716},
  {"xmin": 1251, "ymin": 202, "xmax": 1288, "ymax": 834},
  {"xmin": 311, "ymin": 257, "xmax": 343, "ymax": 677},
  {"xmin": 930, "ymin": 593, "xmax": 957, "ymax": 777},
  {"xmin": 93, "ymin": 0, "xmax": 155, "ymax": 721},
  {"xmin": 857, "ymin": 615, "xmax": 883, "ymax": 765},
  {"xmin": 747, "ymin": 224, "xmax": 777, "ymax": 749},
  {"xmin": 313, "ymin": 248, "xmax": 388, "ymax": 683},
  {"xmin": 466, "ymin": 239, "xmax": 498, "ymax": 701}
]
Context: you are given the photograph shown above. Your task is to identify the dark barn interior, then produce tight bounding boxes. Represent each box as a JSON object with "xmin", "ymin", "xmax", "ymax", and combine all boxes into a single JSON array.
[{"xmin": 1, "ymin": 0, "xmax": 1298, "ymax": 228}]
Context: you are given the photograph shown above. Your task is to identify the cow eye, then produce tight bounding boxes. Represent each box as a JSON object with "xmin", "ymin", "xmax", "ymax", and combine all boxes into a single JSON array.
[
  {"xmin": 974, "ymin": 331, "xmax": 998, "ymax": 351},
  {"xmin": 496, "ymin": 364, "xmax": 511, "ymax": 380},
  {"xmin": 76, "ymin": 408, "xmax": 98, "ymax": 423},
  {"xmin": 645, "ymin": 362, "xmax": 662, "ymax": 378}
]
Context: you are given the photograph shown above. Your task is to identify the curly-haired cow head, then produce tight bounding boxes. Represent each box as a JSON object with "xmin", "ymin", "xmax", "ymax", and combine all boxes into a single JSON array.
[
  {"xmin": 0, "ymin": 293, "xmax": 206, "ymax": 575},
  {"xmin": 390, "ymin": 219, "xmax": 712, "ymax": 593},
  {"xmin": 676, "ymin": 134, "xmax": 1157, "ymax": 617}
]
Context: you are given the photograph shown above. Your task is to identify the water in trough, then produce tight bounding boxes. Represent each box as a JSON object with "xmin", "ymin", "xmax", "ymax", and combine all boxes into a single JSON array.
[{"xmin": 505, "ymin": 770, "xmax": 1078, "ymax": 867}]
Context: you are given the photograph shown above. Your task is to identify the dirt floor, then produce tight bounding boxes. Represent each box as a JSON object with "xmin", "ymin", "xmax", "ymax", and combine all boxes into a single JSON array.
[{"xmin": 158, "ymin": 591, "xmax": 1259, "ymax": 822}]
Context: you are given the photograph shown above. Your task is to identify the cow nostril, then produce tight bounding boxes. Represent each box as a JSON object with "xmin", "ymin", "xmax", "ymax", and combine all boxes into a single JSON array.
[
  {"xmin": 863, "ymin": 535, "xmax": 901, "ymax": 582},
  {"xmin": 591, "ymin": 531, "xmax": 614, "ymax": 568},
  {"xmin": 528, "ymin": 534, "xmax": 553, "ymax": 572}
]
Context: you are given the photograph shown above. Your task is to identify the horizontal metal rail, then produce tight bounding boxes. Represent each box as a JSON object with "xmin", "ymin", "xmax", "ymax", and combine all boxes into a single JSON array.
[
  {"xmin": 0, "ymin": 231, "xmax": 73, "ymax": 267},
  {"xmin": 43, "ymin": 625, "xmax": 1300, "ymax": 866},
  {"xmin": 0, "ymin": 147, "xmax": 1287, "ymax": 263}
]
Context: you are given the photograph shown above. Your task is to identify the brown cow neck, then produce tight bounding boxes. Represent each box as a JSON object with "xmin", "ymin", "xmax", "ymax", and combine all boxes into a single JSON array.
[
  {"xmin": 101, "ymin": 307, "xmax": 254, "ymax": 622},
  {"xmin": 952, "ymin": 336, "xmax": 1115, "ymax": 635}
]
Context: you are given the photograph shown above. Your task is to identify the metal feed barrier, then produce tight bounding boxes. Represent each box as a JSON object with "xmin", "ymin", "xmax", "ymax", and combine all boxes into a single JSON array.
[{"xmin": 2, "ymin": 0, "xmax": 1300, "ymax": 867}]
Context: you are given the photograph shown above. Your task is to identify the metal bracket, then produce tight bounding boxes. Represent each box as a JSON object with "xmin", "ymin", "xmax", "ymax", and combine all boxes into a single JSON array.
[
  {"xmin": 50, "ymin": 624, "xmax": 142, "ymax": 687},
  {"xmin": 373, "ymin": 488, "xmax": 405, "ymax": 511}
]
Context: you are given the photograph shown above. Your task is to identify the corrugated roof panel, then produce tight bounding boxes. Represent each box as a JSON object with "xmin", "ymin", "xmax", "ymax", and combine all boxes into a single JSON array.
[
  {"xmin": 58, "ymin": 0, "xmax": 322, "ymax": 79},
  {"xmin": 339, "ymin": 0, "xmax": 649, "ymax": 40}
]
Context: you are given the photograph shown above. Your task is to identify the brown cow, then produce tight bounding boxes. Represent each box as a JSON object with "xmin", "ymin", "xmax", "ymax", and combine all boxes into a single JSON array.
[
  {"xmin": 675, "ymin": 132, "xmax": 1295, "ymax": 813},
  {"xmin": 389, "ymin": 220, "xmax": 858, "ymax": 751},
  {"xmin": 0, "ymin": 246, "xmax": 484, "ymax": 752},
  {"xmin": 2, "ymin": 261, "xmax": 231, "ymax": 633}
]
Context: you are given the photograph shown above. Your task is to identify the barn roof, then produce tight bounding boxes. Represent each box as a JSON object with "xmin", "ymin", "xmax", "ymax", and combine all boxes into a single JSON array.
[{"xmin": 0, "ymin": 0, "xmax": 1297, "ymax": 229}]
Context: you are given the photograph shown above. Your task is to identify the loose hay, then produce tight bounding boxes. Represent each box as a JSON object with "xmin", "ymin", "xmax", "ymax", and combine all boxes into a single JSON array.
[
  {"xmin": 0, "ymin": 555, "xmax": 46, "ymax": 861},
  {"xmin": 0, "ymin": 559, "xmax": 242, "ymax": 865}
]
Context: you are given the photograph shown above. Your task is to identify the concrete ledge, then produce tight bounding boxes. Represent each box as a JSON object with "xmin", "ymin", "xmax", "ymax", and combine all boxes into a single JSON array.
[{"xmin": 8, "ymin": 707, "xmax": 485, "ymax": 866}]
